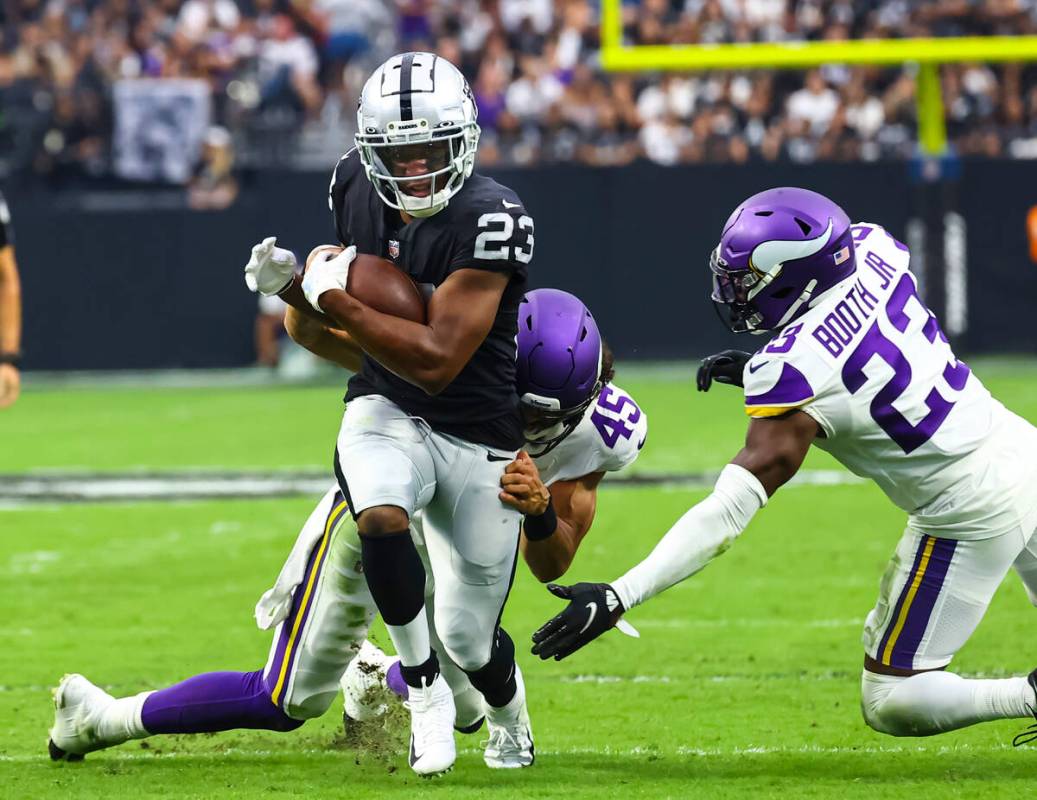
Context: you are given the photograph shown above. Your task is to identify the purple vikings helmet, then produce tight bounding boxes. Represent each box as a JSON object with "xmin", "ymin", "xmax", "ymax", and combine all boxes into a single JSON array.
[
  {"xmin": 711, "ymin": 187, "xmax": 856, "ymax": 333},
  {"xmin": 516, "ymin": 289, "xmax": 604, "ymax": 455}
]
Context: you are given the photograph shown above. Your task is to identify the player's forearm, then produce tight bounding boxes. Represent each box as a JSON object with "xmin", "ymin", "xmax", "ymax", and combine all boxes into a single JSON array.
[
  {"xmin": 611, "ymin": 464, "xmax": 767, "ymax": 610},
  {"xmin": 318, "ymin": 289, "xmax": 458, "ymax": 394},
  {"xmin": 284, "ymin": 307, "xmax": 362, "ymax": 371},
  {"xmin": 0, "ymin": 248, "xmax": 21, "ymax": 353},
  {"xmin": 277, "ymin": 274, "xmax": 336, "ymax": 324},
  {"xmin": 521, "ymin": 476, "xmax": 598, "ymax": 581},
  {"xmin": 522, "ymin": 519, "xmax": 581, "ymax": 583}
]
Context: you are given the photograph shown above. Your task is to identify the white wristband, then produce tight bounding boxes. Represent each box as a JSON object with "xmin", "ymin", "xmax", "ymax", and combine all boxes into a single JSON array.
[{"xmin": 612, "ymin": 463, "xmax": 767, "ymax": 610}]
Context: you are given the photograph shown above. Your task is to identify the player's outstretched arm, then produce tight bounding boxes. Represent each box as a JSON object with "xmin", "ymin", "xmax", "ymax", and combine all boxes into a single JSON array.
[
  {"xmin": 531, "ymin": 411, "xmax": 818, "ymax": 660},
  {"xmin": 312, "ymin": 268, "xmax": 508, "ymax": 395},
  {"xmin": 501, "ymin": 452, "xmax": 605, "ymax": 582}
]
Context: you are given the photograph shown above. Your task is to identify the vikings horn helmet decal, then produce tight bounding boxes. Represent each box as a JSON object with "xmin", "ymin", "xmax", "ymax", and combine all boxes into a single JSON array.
[
  {"xmin": 711, "ymin": 187, "xmax": 856, "ymax": 333},
  {"xmin": 749, "ymin": 219, "xmax": 834, "ymax": 277}
]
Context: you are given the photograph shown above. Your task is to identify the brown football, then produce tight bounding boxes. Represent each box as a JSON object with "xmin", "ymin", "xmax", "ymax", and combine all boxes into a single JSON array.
[{"xmin": 305, "ymin": 245, "xmax": 426, "ymax": 324}]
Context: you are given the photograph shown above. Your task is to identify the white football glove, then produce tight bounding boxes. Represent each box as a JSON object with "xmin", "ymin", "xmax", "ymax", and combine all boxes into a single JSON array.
[
  {"xmin": 302, "ymin": 245, "xmax": 356, "ymax": 312},
  {"xmin": 244, "ymin": 236, "xmax": 297, "ymax": 296}
]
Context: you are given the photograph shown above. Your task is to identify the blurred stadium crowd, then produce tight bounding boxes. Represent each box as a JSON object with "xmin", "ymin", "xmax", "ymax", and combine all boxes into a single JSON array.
[{"xmin": 3, "ymin": 0, "xmax": 1037, "ymax": 184}]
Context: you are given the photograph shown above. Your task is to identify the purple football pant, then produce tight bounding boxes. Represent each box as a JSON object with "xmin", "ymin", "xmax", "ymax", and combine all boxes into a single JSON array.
[
  {"xmin": 140, "ymin": 488, "xmax": 375, "ymax": 736},
  {"xmin": 141, "ymin": 670, "xmax": 301, "ymax": 734}
]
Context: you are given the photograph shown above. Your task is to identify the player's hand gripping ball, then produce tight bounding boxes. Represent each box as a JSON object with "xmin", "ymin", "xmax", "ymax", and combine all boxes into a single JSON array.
[
  {"xmin": 302, "ymin": 245, "xmax": 357, "ymax": 312},
  {"xmin": 244, "ymin": 236, "xmax": 297, "ymax": 296},
  {"xmin": 302, "ymin": 245, "xmax": 427, "ymax": 323}
]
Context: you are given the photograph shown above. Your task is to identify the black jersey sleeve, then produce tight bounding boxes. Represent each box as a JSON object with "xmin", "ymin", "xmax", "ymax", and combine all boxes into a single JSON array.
[
  {"xmin": 0, "ymin": 193, "xmax": 12, "ymax": 249},
  {"xmin": 448, "ymin": 190, "xmax": 533, "ymax": 278},
  {"xmin": 328, "ymin": 149, "xmax": 363, "ymax": 247}
]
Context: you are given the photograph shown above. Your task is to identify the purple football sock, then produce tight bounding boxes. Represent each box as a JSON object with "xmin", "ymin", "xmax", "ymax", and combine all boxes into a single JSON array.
[
  {"xmin": 140, "ymin": 670, "xmax": 303, "ymax": 734},
  {"xmin": 386, "ymin": 660, "xmax": 408, "ymax": 700}
]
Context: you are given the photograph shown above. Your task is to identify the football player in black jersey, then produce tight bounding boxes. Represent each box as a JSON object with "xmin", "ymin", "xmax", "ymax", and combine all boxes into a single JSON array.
[
  {"xmin": 0, "ymin": 191, "xmax": 21, "ymax": 408},
  {"xmin": 47, "ymin": 54, "xmax": 532, "ymax": 777},
  {"xmin": 243, "ymin": 53, "xmax": 533, "ymax": 775}
]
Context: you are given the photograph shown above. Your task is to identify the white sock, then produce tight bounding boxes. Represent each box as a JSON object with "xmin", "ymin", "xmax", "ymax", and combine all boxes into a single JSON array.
[
  {"xmin": 95, "ymin": 691, "xmax": 152, "ymax": 743},
  {"xmin": 862, "ymin": 670, "xmax": 1035, "ymax": 736},
  {"xmin": 386, "ymin": 607, "xmax": 432, "ymax": 668},
  {"xmin": 485, "ymin": 667, "xmax": 525, "ymax": 722}
]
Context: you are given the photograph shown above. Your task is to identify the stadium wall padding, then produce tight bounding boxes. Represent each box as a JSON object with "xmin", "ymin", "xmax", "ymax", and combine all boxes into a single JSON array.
[{"xmin": 11, "ymin": 159, "xmax": 1037, "ymax": 370}]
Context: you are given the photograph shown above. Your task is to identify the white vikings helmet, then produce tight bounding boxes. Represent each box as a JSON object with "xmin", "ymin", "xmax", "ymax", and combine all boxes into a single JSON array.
[{"xmin": 355, "ymin": 52, "xmax": 480, "ymax": 218}]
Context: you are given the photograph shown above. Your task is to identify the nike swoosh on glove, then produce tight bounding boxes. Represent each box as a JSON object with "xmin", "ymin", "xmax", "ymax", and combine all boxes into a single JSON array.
[
  {"xmin": 531, "ymin": 582, "xmax": 625, "ymax": 661},
  {"xmin": 696, "ymin": 349, "xmax": 752, "ymax": 391}
]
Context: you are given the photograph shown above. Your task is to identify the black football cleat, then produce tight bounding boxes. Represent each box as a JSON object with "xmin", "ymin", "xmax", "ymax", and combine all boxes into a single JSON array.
[
  {"xmin": 1012, "ymin": 668, "xmax": 1037, "ymax": 747},
  {"xmin": 455, "ymin": 715, "xmax": 485, "ymax": 735},
  {"xmin": 48, "ymin": 739, "xmax": 84, "ymax": 762}
]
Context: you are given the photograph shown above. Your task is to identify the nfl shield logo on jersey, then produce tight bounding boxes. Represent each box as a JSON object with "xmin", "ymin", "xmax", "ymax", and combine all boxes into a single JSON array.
[{"xmin": 388, "ymin": 240, "xmax": 400, "ymax": 260}]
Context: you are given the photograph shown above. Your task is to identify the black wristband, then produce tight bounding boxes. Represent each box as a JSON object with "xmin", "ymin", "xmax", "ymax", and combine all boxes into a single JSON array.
[
  {"xmin": 523, "ymin": 500, "xmax": 558, "ymax": 542},
  {"xmin": 0, "ymin": 352, "xmax": 20, "ymax": 367}
]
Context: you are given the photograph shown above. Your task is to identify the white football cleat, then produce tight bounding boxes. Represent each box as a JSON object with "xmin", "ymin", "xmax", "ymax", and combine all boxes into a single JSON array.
[
  {"xmin": 48, "ymin": 674, "xmax": 116, "ymax": 761},
  {"xmin": 404, "ymin": 673, "xmax": 456, "ymax": 777},
  {"xmin": 483, "ymin": 665, "xmax": 534, "ymax": 769},
  {"xmin": 341, "ymin": 641, "xmax": 396, "ymax": 722}
]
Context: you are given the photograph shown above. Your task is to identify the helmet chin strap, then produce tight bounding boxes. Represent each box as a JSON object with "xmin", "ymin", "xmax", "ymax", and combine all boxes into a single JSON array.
[{"xmin": 772, "ymin": 278, "xmax": 819, "ymax": 330}]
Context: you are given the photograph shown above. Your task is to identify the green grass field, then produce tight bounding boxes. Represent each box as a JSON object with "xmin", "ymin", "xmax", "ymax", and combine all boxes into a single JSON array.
[{"xmin": 3, "ymin": 361, "xmax": 1037, "ymax": 798}]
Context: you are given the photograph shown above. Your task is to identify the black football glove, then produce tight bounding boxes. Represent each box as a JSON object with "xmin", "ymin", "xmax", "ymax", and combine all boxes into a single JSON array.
[
  {"xmin": 531, "ymin": 582, "xmax": 625, "ymax": 661},
  {"xmin": 696, "ymin": 349, "xmax": 752, "ymax": 391}
]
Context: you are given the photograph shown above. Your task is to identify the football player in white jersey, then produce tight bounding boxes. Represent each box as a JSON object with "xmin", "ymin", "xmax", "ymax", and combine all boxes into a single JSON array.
[
  {"xmin": 47, "ymin": 289, "xmax": 647, "ymax": 767},
  {"xmin": 531, "ymin": 187, "xmax": 1037, "ymax": 743},
  {"xmin": 340, "ymin": 288, "xmax": 648, "ymax": 730}
]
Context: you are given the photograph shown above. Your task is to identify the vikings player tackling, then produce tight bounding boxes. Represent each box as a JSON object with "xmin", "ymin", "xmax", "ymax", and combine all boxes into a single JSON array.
[
  {"xmin": 534, "ymin": 187, "xmax": 1037, "ymax": 742},
  {"xmin": 45, "ymin": 289, "xmax": 647, "ymax": 763},
  {"xmin": 340, "ymin": 289, "xmax": 647, "ymax": 728}
]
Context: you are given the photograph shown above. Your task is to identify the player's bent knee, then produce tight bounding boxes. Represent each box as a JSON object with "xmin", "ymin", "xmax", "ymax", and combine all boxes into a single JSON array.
[
  {"xmin": 437, "ymin": 627, "xmax": 489, "ymax": 672},
  {"xmin": 860, "ymin": 670, "xmax": 921, "ymax": 737},
  {"xmin": 279, "ymin": 689, "xmax": 338, "ymax": 723},
  {"xmin": 862, "ymin": 698, "xmax": 919, "ymax": 737},
  {"xmin": 268, "ymin": 709, "xmax": 307, "ymax": 732},
  {"xmin": 253, "ymin": 692, "xmax": 308, "ymax": 732},
  {"xmin": 357, "ymin": 505, "xmax": 409, "ymax": 537}
]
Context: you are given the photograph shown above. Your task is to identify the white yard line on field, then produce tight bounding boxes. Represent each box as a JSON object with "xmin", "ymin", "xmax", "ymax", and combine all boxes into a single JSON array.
[
  {"xmin": 0, "ymin": 469, "xmax": 862, "ymax": 506},
  {"xmin": 3, "ymin": 550, "xmax": 61, "ymax": 575},
  {"xmin": 635, "ymin": 617, "xmax": 863, "ymax": 629},
  {"xmin": 556, "ymin": 671, "xmax": 862, "ymax": 684},
  {"xmin": 0, "ymin": 742, "xmax": 1016, "ymax": 763}
]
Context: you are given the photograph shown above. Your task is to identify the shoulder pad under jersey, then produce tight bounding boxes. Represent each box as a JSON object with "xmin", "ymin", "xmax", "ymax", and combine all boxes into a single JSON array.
[
  {"xmin": 445, "ymin": 174, "xmax": 533, "ymax": 274},
  {"xmin": 536, "ymin": 383, "xmax": 647, "ymax": 485},
  {"xmin": 742, "ymin": 315, "xmax": 842, "ymax": 420}
]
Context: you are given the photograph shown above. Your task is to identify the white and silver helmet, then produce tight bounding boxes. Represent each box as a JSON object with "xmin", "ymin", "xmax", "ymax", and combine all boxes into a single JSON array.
[{"xmin": 355, "ymin": 52, "xmax": 480, "ymax": 218}]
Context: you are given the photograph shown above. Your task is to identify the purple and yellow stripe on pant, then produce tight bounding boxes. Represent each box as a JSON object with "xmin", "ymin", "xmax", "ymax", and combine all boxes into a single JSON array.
[
  {"xmin": 265, "ymin": 492, "xmax": 350, "ymax": 708},
  {"xmin": 875, "ymin": 534, "xmax": 957, "ymax": 670}
]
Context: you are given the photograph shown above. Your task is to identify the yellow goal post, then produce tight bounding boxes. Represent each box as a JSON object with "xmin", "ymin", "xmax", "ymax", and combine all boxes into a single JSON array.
[{"xmin": 599, "ymin": 0, "xmax": 1037, "ymax": 155}]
